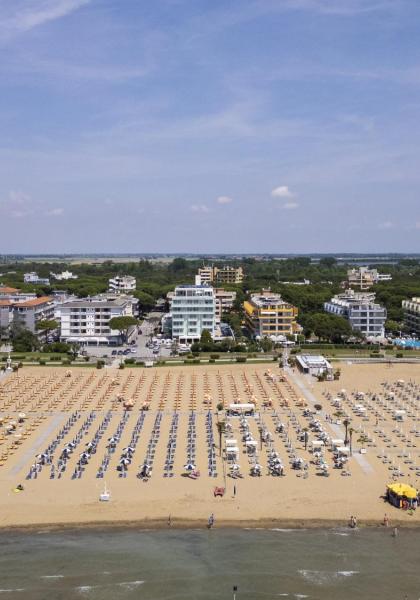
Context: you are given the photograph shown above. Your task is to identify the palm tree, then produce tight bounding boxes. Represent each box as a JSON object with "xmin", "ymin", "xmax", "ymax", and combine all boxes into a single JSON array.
[
  {"xmin": 357, "ymin": 434, "xmax": 369, "ymax": 451},
  {"xmin": 348, "ymin": 427, "xmax": 355, "ymax": 454},
  {"xmin": 343, "ymin": 418, "xmax": 351, "ymax": 446},
  {"xmin": 216, "ymin": 421, "xmax": 226, "ymax": 457}
]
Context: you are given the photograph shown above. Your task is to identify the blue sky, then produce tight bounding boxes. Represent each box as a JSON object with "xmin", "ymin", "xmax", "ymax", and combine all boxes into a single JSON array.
[{"xmin": 0, "ymin": 0, "xmax": 419, "ymax": 253}]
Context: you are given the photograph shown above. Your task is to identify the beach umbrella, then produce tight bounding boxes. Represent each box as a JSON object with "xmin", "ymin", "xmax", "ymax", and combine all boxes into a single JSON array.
[{"xmin": 184, "ymin": 463, "xmax": 195, "ymax": 471}]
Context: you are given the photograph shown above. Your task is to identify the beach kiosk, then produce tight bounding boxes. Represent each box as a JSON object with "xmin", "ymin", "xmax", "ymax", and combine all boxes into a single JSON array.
[{"xmin": 386, "ymin": 483, "xmax": 418, "ymax": 509}]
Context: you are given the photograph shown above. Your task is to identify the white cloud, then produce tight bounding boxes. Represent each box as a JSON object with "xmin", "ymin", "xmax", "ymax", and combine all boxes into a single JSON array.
[
  {"xmin": 217, "ymin": 196, "xmax": 233, "ymax": 205},
  {"xmin": 0, "ymin": 0, "xmax": 91, "ymax": 39},
  {"xmin": 282, "ymin": 201, "xmax": 299, "ymax": 210},
  {"xmin": 271, "ymin": 185, "xmax": 294, "ymax": 198},
  {"xmin": 2, "ymin": 189, "xmax": 33, "ymax": 217},
  {"xmin": 190, "ymin": 204, "xmax": 210, "ymax": 213},
  {"xmin": 9, "ymin": 189, "xmax": 30, "ymax": 205},
  {"xmin": 377, "ymin": 221, "xmax": 394, "ymax": 230},
  {"xmin": 45, "ymin": 207, "xmax": 64, "ymax": 217}
]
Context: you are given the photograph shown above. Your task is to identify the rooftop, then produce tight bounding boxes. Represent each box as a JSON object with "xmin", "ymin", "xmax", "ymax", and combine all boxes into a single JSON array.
[
  {"xmin": 16, "ymin": 296, "xmax": 53, "ymax": 308},
  {"xmin": 0, "ymin": 286, "xmax": 20, "ymax": 294},
  {"xmin": 63, "ymin": 297, "xmax": 130, "ymax": 308}
]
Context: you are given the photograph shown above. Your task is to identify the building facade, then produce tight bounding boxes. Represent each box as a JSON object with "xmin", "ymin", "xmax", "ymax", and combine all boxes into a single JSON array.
[
  {"xmin": 51, "ymin": 270, "xmax": 78, "ymax": 281},
  {"xmin": 214, "ymin": 288, "xmax": 236, "ymax": 324},
  {"xmin": 402, "ymin": 297, "xmax": 420, "ymax": 335},
  {"xmin": 24, "ymin": 272, "xmax": 50, "ymax": 285},
  {"xmin": 13, "ymin": 297, "xmax": 56, "ymax": 333},
  {"xmin": 197, "ymin": 265, "xmax": 244, "ymax": 285},
  {"xmin": 324, "ymin": 289, "xmax": 387, "ymax": 337},
  {"xmin": 347, "ymin": 267, "xmax": 392, "ymax": 290},
  {"xmin": 109, "ymin": 275, "xmax": 136, "ymax": 293},
  {"xmin": 244, "ymin": 291, "xmax": 299, "ymax": 338},
  {"xmin": 60, "ymin": 297, "xmax": 134, "ymax": 345},
  {"xmin": 171, "ymin": 284, "xmax": 215, "ymax": 343}
]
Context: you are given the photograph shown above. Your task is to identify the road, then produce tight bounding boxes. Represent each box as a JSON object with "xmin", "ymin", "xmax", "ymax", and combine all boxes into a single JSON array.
[{"xmin": 82, "ymin": 311, "xmax": 172, "ymax": 363}]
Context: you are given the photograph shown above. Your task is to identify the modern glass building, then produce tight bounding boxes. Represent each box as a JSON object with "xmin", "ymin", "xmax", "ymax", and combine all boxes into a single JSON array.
[{"xmin": 171, "ymin": 284, "xmax": 216, "ymax": 343}]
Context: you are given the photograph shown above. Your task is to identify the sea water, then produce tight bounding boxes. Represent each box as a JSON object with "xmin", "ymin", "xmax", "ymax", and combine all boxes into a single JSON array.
[{"xmin": 0, "ymin": 527, "xmax": 418, "ymax": 599}]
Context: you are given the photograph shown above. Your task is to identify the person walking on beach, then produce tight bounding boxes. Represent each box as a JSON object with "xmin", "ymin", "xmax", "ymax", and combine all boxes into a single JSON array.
[
  {"xmin": 383, "ymin": 514, "xmax": 389, "ymax": 527},
  {"xmin": 207, "ymin": 513, "xmax": 215, "ymax": 529}
]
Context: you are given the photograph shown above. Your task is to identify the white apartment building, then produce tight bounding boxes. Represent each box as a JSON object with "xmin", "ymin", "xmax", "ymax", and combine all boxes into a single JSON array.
[
  {"xmin": 324, "ymin": 289, "xmax": 387, "ymax": 338},
  {"xmin": 171, "ymin": 284, "xmax": 215, "ymax": 343},
  {"xmin": 24, "ymin": 272, "xmax": 50, "ymax": 285},
  {"xmin": 197, "ymin": 266, "xmax": 214, "ymax": 285},
  {"xmin": 402, "ymin": 297, "xmax": 420, "ymax": 335},
  {"xmin": 51, "ymin": 270, "xmax": 78, "ymax": 281},
  {"xmin": 60, "ymin": 297, "xmax": 133, "ymax": 345},
  {"xmin": 347, "ymin": 267, "xmax": 392, "ymax": 290},
  {"xmin": 109, "ymin": 275, "xmax": 136, "ymax": 293},
  {"xmin": 13, "ymin": 297, "xmax": 56, "ymax": 333}
]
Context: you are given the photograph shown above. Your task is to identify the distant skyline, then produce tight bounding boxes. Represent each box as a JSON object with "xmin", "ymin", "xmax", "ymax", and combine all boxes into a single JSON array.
[{"xmin": 1, "ymin": 0, "xmax": 420, "ymax": 253}]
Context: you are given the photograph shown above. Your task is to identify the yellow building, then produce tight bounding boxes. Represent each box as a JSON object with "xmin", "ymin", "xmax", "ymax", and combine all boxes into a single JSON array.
[
  {"xmin": 244, "ymin": 291, "xmax": 299, "ymax": 338},
  {"xmin": 198, "ymin": 265, "xmax": 244, "ymax": 285}
]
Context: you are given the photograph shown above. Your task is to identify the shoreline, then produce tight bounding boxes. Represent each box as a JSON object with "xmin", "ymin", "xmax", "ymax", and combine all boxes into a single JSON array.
[{"xmin": 1, "ymin": 516, "xmax": 419, "ymax": 534}]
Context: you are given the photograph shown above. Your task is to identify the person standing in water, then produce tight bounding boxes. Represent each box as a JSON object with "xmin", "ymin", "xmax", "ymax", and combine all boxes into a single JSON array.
[{"xmin": 208, "ymin": 513, "xmax": 215, "ymax": 528}]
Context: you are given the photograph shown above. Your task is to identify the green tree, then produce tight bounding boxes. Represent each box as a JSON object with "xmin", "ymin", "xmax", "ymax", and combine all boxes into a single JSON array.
[
  {"xmin": 169, "ymin": 257, "xmax": 188, "ymax": 272},
  {"xmin": 109, "ymin": 316, "xmax": 139, "ymax": 343},
  {"xmin": 385, "ymin": 320, "xmax": 401, "ymax": 335},
  {"xmin": 11, "ymin": 327, "xmax": 40, "ymax": 352},
  {"xmin": 259, "ymin": 337, "xmax": 273, "ymax": 353},
  {"xmin": 36, "ymin": 319, "xmax": 59, "ymax": 333}
]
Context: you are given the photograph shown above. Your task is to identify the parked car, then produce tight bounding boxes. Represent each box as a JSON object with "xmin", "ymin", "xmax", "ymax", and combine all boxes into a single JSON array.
[{"xmin": 111, "ymin": 350, "xmax": 117, "ymax": 356}]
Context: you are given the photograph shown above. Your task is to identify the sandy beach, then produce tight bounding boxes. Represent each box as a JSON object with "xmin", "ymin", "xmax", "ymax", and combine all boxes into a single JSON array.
[{"xmin": 0, "ymin": 363, "xmax": 419, "ymax": 530}]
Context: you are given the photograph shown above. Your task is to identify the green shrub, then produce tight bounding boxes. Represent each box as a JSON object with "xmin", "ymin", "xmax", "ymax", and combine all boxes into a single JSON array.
[
  {"xmin": 136, "ymin": 361, "xmax": 145, "ymax": 366},
  {"xmin": 124, "ymin": 358, "xmax": 136, "ymax": 364},
  {"xmin": 38, "ymin": 359, "xmax": 46, "ymax": 365},
  {"xmin": 236, "ymin": 356, "xmax": 247, "ymax": 363},
  {"xmin": 209, "ymin": 358, "xmax": 215, "ymax": 364},
  {"xmin": 61, "ymin": 360, "xmax": 71, "ymax": 365},
  {"xmin": 84, "ymin": 356, "xmax": 90, "ymax": 362},
  {"xmin": 119, "ymin": 363, "xmax": 125, "ymax": 369},
  {"xmin": 395, "ymin": 352, "xmax": 403, "ymax": 358},
  {"xmin": 210, "ymin": 354, "xmax": 220, "ymax": 360},
  {"xmin": 96, "ymin": 360, "xmax": 105, "ymax": 369}
]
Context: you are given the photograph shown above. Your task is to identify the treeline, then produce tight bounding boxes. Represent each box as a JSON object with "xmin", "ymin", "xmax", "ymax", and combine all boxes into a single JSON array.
[{"xmin": 1, "ymin": 257, "xmax": 420, "ymax": 331}]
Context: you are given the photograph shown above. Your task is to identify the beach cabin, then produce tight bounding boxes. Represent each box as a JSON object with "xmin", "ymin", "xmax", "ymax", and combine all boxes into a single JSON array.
[
  {"xmin": 227, "ymin": 403, "xmax": 255, "ymax": 416},
  {"xmin": 331, "ymin": 439, "xmax": 344, "ymax": 451}
]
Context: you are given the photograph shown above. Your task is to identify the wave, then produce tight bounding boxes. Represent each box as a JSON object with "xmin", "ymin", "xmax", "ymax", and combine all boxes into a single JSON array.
[
  {"xmin": 271, "ymin": 528, "xmax": 307, "ymax": 532},
  {"xmin": 41, "ymin": 575, "xmax": 64, "ymax": 579},
  {"xmin": 0, "ymin": 590, "xmax": 25, "ymax": 594},
  {"xmin": 117, "ymin": 580, "xmax": 145, "ymax": 589},
  {"xmin": 298, "ymin": 570, "xmax": 359, "ymax": 585}
]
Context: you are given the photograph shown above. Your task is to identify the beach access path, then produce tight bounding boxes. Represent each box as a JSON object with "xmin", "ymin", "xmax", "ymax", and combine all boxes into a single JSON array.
[{"xmin": 286, "ymin": 367, "xmax": 374, "ymax": 474}]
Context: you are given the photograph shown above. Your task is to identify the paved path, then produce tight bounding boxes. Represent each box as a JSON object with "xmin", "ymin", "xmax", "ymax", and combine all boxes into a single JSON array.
[
  {"xmin": 9, "ymin": 414, "xmax": 66, "ymax": 478},
  {"xmin": 286, "ymin": 367, "xmax": 374, "ymax": 474}
]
